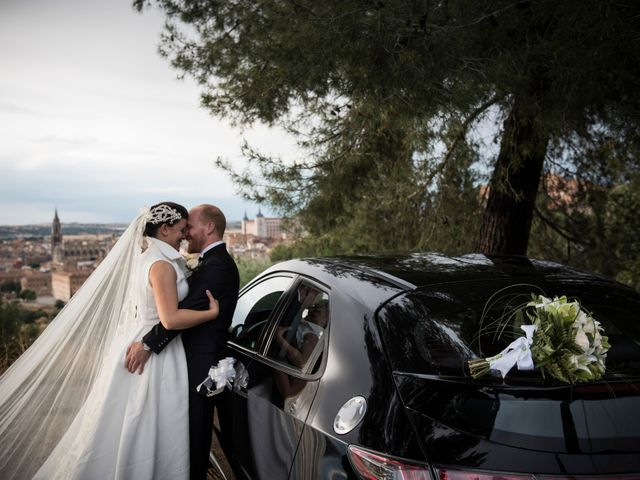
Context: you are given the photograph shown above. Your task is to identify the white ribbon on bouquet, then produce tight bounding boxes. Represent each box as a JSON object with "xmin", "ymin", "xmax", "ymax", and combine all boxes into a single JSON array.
[{"xmin": 488, "ymin": 324, "xmax": 538, "ymax": 378}]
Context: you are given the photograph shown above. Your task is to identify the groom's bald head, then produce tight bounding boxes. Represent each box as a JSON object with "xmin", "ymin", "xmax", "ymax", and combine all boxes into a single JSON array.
[
  {"xmin": 186, "ymin": 204, "xmax": 226, "ymax": 253},
  {"xmin": 193, "ymin": 204, "xmax": 226, "ymax": 237}
]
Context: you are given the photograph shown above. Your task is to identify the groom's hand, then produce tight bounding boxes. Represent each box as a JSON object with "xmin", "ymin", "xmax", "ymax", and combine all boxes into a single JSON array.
[{"xmin": 125, "ymin": 341, "xmax": 151, "ymax": 374}]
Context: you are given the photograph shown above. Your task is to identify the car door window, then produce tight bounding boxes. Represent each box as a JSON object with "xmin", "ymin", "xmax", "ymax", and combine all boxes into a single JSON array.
[
  {"xmin": 266, "ymin": 283, "xmax": 329, "ymax": 375},
  {"xmin": 229, "ymin": 275, "xmax": 294, "ymax": 351}
]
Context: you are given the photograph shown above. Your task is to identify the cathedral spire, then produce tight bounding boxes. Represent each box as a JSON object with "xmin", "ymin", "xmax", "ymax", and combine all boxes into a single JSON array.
[{"xmin": 52, "ymin": 208, "xmax": 63, "ymax": 263}]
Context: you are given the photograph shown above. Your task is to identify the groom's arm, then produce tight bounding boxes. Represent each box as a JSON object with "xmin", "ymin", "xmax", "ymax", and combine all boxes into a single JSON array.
[
  {"xmin": 140, "ymin": 259, "xmax": 227, "ymax": 354},
  {"xmin": 124, "ymin": 324, "xmax": 177, "ymax": 373},
  {"xmin": 126, "ymin": 256, "xmax": 237, "ymax": 373},
  {"xmin": 141, "ymin": 254, "xmax": 238, "ymax": 355},
  {"xmin": 125, "ymin": 307, "xmax": 182, "ymax": 373},
  {"xmin": 141, "ymin": 322, "xmax": 180, "ymax": 354},
  {"xmin": 124, "ymin": 315, "xmax": 181, "ymax": 372},
  {"xmin": 124, "ymin": 323, "xmax": 177, "ymax": 374},
  {"xmin": 139, "ymin": 266, "xmax": 212, "ymax": 354}
]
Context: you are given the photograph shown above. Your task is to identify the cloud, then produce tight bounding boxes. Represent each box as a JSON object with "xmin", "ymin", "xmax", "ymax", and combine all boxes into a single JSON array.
[
  {"xmin": 0, "ymin": 100, "xmax": 39, "ymax": 115},
  {"xmin": 140, "ymin": 186, "xmax": 193, "ymax": 194},
  {"xmin": 33, "ymin": 136, "xmax": 99, "ymax": 146},
  {"xmin": 0, "ymin": 0, "xmax": 287, "ymax": 226}
]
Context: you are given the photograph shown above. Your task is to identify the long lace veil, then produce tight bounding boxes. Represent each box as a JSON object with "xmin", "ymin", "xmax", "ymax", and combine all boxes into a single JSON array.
[{"xmin": 0, "ymin": 211, "xmax": 149, "ymax": 479}]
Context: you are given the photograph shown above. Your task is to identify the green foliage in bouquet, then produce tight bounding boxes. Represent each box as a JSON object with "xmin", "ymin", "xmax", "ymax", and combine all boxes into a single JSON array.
[{"xmin": 527, "ymin": 295, "xmax": 610, "ymax": 383}]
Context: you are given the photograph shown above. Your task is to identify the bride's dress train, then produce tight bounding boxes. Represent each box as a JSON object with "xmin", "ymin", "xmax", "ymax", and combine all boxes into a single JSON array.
[{"xmin": 35, "ymin": 237, "xmax": 190, "ymax": 479}]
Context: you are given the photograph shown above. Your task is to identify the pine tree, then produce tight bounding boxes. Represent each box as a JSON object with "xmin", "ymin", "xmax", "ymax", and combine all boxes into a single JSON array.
[{"xmin": 135, "ymin": 0, "xmax": 640, "ymax": 255}]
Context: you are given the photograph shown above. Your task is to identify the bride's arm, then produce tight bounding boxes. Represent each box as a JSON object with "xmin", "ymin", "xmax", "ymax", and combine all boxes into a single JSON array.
[{"xmin": 149, "ymin": 261, "xmax": 219, "ymax": 330}]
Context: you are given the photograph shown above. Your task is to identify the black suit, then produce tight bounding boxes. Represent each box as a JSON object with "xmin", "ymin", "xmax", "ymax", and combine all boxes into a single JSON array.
[{"xmin": 143, "ymin": 243, "xmax": 239, "ymax": 480}]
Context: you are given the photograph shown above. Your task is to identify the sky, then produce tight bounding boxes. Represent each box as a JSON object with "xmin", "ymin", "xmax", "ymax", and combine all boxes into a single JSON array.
[{"xmin": 0, "ymin": 0, "xmax": 297, "ymax": 225}]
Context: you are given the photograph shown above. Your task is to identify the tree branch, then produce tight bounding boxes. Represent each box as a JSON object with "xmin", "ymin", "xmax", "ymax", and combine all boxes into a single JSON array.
[
  {"xmin": 420, "ymin": 94, "xmax": 501, "ymax": 191},
  {"xmin": 533, "ymin": 205, "xmax": 588, "ymax": 245}
]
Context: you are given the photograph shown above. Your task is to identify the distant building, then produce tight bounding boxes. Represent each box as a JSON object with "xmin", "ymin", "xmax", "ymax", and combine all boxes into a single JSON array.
[
  {"xmin": 222, "ymin": 210, "xmax": 299, "ymax": 259},
  {"xmin": 20, "ymin": 271, "xmax": 52, "ymax": 297},
  {"xmin": 63, "ymin": 237, "xmax": 109, "ymax": 264},
  {"xmin": 543, "ymin": 174, "xmax": 592, "ymax": 213},
  {"xmin": 241, "ymin": 209, "xmax": 287, "ymax": 239},
  {"xmin": 51, "ymin": 270, "xmax": 91, "ymax": 301},
  {"xmin": 51, "ymin": 208, "xmax": 64, "ymax": 264},
  {"xmin": 49, "ymin": 209, "xmax": 112, "ymax": 269},
  {"xmin": 0, "ymin": 270, "xmax": 23, "ymax": 286},
  {"xmin": 480, "ymin": 174, "xmax": 592, "ymax": 214}
]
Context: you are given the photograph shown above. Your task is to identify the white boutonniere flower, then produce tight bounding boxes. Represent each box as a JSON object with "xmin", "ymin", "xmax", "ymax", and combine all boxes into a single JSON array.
[
  {"xmin": 185, "ymin": 253, "xmax": 201, "ymax": 271},
  {"xmin": 179, "ymin": 241, "xmax": 201, "ymax": 276}
]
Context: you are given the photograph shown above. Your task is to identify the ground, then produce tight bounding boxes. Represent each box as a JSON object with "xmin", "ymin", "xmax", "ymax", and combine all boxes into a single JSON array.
[{"xmin": 208, "ymin": 411, "xmax": 236, "ymax": 480}]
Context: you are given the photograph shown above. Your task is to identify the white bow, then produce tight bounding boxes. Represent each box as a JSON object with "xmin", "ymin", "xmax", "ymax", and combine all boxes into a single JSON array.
[
  {"xmin": 489, "ymin": 324, "xmax": 538, "ymax": 378},
  {"xmin": 196, "ymin": 357, "xmax": 237, "ymax": 397}
]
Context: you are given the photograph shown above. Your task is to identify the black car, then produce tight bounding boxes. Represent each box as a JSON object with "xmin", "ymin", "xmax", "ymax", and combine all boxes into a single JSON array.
[{"xmin": 215, "ymin": 253, "xmax": 640, "ymax": 480}]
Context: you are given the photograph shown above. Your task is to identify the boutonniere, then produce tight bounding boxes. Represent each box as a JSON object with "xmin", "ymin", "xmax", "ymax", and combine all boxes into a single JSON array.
[{"xmin": 182, "ymin": 253, "xmax": 202, "ymax": 276}]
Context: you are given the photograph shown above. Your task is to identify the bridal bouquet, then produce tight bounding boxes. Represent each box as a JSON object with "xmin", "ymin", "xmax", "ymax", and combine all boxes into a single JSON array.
[{"xmin": 468, "ymin": 294, "xmax": 610, "ymax": 384}]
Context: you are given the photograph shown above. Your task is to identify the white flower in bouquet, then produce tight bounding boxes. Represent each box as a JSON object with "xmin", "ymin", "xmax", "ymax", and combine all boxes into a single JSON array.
[{"xmin": 574, "ymin": 327, "xmax": 591, "ymax": 352}]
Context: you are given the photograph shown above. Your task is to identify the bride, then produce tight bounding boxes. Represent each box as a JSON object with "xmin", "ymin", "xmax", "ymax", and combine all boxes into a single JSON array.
[{"xmin": 0, "ymin": 202, "xmax": 217, "ymax": 479}]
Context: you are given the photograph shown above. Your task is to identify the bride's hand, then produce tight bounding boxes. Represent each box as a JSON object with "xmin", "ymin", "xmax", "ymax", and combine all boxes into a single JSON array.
[{"xmin": 206, "ymin": 290, "xmax": 219, "ymax": 318}]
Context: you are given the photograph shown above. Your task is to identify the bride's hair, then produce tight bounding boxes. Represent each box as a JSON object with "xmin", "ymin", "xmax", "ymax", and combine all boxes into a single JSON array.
[{"xmin": 143, "ymin": 201, "xmax": 189, "ymax": 237}]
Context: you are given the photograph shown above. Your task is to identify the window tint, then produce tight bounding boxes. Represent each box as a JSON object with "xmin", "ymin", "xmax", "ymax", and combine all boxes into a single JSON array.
[
  {"xmin": 266, "ymin": 283, "xmax": 329, "ymax": 375},
  {"xmin": 230, "ymin": 275, "xmax": 294, "ymax": 351}
]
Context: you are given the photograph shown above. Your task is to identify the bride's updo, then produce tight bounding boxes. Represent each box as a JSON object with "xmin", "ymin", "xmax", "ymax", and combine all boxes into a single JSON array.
[{"xmin": 143, "ymin": 202, "xmax": 189, "ymax": 238}]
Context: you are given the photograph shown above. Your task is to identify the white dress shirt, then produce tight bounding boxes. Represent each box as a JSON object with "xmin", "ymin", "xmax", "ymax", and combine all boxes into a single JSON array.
[{"xmin": 200, "ymin": 240, "xmax": 224, "ymax": 257}]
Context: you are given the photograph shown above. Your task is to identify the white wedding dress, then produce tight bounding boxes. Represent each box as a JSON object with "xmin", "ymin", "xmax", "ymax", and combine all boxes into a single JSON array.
[{"xmin": 34, "ymin": 237, "xmax": 190, "ymax": 479}]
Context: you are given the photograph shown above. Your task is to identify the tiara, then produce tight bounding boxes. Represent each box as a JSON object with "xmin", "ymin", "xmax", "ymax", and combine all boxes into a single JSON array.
[{"xmin": 148, "ymin": 204, "xmax": 183, "ymax": 224}]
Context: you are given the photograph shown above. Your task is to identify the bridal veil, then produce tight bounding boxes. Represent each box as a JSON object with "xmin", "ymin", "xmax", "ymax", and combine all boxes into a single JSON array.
[{"xmin": 0, "ymin": 210, "xmax": 150, "ymax": 479}]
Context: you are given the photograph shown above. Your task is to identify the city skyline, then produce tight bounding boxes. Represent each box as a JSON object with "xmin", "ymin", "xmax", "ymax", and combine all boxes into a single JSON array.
[
  {"xmin": 0, "ymin": 206, "xmax": 272, "ymax": 227},
  {"xmin": 0, "ymin": 0, "xmax": 296, "ymax": 225}
]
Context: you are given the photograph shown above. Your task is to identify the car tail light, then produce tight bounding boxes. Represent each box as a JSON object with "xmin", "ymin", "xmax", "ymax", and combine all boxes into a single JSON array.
[
  {"xmin": 542, "ymin": 477, "xmax": 640, "ymax": 480},
  {"xmin": 436, "ymin": 468, "xmax": 534, "ymax": 480},
  {"xmin": 347, "ymin": 445, "xmax": 432, "ymax": 479},
  {"xmin": 347, "ymin": 447, "xmax": 535, "ymax": 480},
  {"xmin": 437, "ymin": 468, "xmax": 640, "ymax": 480},
  {"xmin": 348, "ymin": 447, "xmax": 640, "ymax": 480}
]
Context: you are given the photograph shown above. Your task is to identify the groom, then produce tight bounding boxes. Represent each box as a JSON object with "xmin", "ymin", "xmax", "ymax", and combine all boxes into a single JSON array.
[{"xmin": 125, "ymin": 204, "xmax": 240, "ymax": 480}]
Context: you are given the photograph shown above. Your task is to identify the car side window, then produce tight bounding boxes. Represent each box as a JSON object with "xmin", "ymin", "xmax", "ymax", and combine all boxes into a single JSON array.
[
  {"xmin": 229, "ymin": 275, "xmax": 294, "ymax": 351},
  {"xmin": 266, "ymin": 283, "xmax": 329, "ymax": 375}
]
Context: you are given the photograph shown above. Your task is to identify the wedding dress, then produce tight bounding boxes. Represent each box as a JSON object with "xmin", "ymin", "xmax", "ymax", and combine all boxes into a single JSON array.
[{"xmin": 0, "ymin": 211, "xmax": 191, "ymax": 479}]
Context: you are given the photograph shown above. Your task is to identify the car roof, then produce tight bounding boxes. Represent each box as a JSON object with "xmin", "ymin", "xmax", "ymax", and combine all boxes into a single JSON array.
[{"xmin": 265, "ymin": 252, "xmax": 610, "ymax": 291}]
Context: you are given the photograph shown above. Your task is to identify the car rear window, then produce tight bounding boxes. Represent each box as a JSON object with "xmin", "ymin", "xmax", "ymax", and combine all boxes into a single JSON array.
[
  {"xmin": 377, "ymin": 278, "xmax": 640, "ymax": 382},
  {"xmin": 378, "ymin": 278, "xmax": 640, "ymax": 454}
]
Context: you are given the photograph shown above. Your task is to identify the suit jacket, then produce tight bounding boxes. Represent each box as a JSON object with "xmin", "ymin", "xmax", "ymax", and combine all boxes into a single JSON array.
[{"xmin": 143, "ymin": 243, "xmax": 240, "ymax": 372}]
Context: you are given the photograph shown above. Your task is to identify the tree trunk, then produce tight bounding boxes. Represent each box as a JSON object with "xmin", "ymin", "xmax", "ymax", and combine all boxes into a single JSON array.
[{"xmin": 478, "ymin": 101, "xmax": 549, "ymax": 255}]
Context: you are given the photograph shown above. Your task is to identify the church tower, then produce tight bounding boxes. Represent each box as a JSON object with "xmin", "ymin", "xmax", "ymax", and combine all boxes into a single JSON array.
[
  {"xmin": 256, "ymin": 208, "xmax": 267, "ymax": 237},
  {"xmin": 52, "ymin": 208, "xmax": 64, "ymax": 263},
  {"xmin": 241, "ymin": 210, "xmax": 249, "ymax": 236}
]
